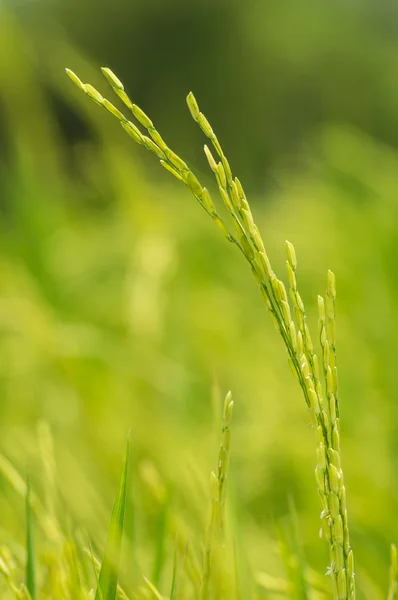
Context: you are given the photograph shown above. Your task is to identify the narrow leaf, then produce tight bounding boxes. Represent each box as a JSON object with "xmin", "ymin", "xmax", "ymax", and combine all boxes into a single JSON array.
[
  {"xmin": 169, "ymin": 538, "xmax": 178, "ymax": 600},
  {"xmin": 95, "ymin": 439, "xmax": 130, "ymax": 600},
  {"xmin": 152, "ymin": 499, "xmax": 168, "ymax": 588},
  {"xmin": 26, "ymin": 479, "xmax": 36, "ymax": 600}
]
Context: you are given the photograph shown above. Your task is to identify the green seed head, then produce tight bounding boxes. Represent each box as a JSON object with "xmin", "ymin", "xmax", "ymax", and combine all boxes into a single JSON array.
[
  {"xmin": 143, "ymin": 136, "xmax": 165, "ymax": 159},
  {"xmin": 258, "ymin": 252, "xmax": 273, "ymax": 279},
  {"xmin": 344, "ymin": 526, "xmax": 350, "ymax": 555},
  {"xmin": 339, "ymin": 484, "xmax": 347, "ymax": 514},
  {"xmin": 223, "ymin": 390, "xmax": 232, "ymax": 414},
  {"xmin": 204, "ymin": 145, "xmax": 217, "ymax": 171},
  {"xmin": 101, "ymin": 67, "xmax": 124, "ymax": 91},
  {"xmin": 281, "ymin": 300, "xmax": 291, "ymax": 325},
  {"xmin": 84, "ymin": 84, "xmax": 104, "ymax": 105},
  {"xmin": 313, "ymin": 354, "xmax": 320, "ymax": 378},
  {"xmin": 318, "ymin": 295, "xmax": 325, "ymax": 321},
  {"xmin": 322, "ymin": 517, "xmax": 332, "ymax": 542},
  {"xmin": 241, "ymin": 208, "xmax": 255, "ymax": 237},
  {"xmin": 309, "ymin": 389, "xmax": 319, "ymax": 414},
  {"xmin": 295, "ymin": 291, "xmax": 305, "ymax": 313},
  {"xmin": 317, "ymin": 443, "xmax": 327, "ymax": 469},
  {"xmin": 121, "ymin": 120, "xmax": 143, "ymax": 144},
  {"xmin": 219, "ymin": 187, "xmax": 233, "ymax": 212},
  {"xmin": 347, "ymin": 549, "xmax": 354, "ymax": 578},
  {"xmin": 132, "ymin": 104, "xmax": 153, "ymax": 129},
  {"xmin": 334, "ymin": 543, "xmax": 345, "ymax": 572},
  {"xmin": 216, "ymin": 162, "xmax": 227, "ymax": 189},
  {"xmin": 201, "ymin": 188, "xmax": 216, "ymax": 214},
  {"xmin": 165, "ymin": 149, "xmax": 188, "ymax": 171},
  {"xmin": 301, "ymin": 355, "xmax": 310, "ymax": 378},
  {"xmin": 230, "ymin": 181, "xmax": 241, "ymax": 211},
  {"xmin": 160, "ymin": 160, "xmax": 184, "ymax": 182},
  {"xmin": 333, "ymin": 515, "xmax": 344, "ymax": 544},
  {"xmin": 329, "ymin": 464, "xmax": 340, "ymax": 494},
  {"xmin": 286, "ymin": 261, "xmax": 296, "ymax": 290},
  {"xmin": 65, "ymin": 68, "xmax": 85, "ymax": 91},
  {"xmin": 198, "ymin": 112, "xmax": 214, "ymax": 138},
  {"xmin": 332, "ymin": 425, "xmax": 340, "ymax": 452},
  {"xmin": 186, "ymin": 92, "xmax": 200, "ymax": 121},
  {"xmin": 285, "ymin": 240, "xmax": 297, "ymax": 270},
  {"xmin": 315, "ymin": 466, "xmax": 325, "ymax": 493},
  {"xmin": 326, "ymin": 293, "xmax": 334, "ymax": 320},
  {"xmin": 303, "ymin": 324, "xmax": 312, "ymax": 353},
  {"xmin": 329, "ymin": 491, "xmax": 340, "ymax": 518},
  {"xmin": 252, "ymin": 225, "xmax": 265, "ymax": 253},
  {"xmin": 337, "ymin": 568, "xmax": 347, "ymax": 599},
  {"xmin": 328, "ymin": 448, "xmax": 341, "ymax": 470},
  {"xmin": 149, "ymin": 129, "xmax": 168, "ymax": 152},
  {"xmin": 328, "ymin": 270, "xmax": 336, "ymax": 299},
  {"xmin": 224, "ymin": 395, "xmax": 233, "ymax": 427},
  {"xmin": 103, "ymin": 99, "xmax": 125, "ymax": 120},
  {"xmin": 277, "ymin": 280, "xmax": 288, "ymax": 304},
  {"xmin": 221, "ymin": 156, "xmax": 233, "ymax": 186},
  {"xmin": 330, "ymin": 393, "xmax": 337, "ymax": 423},
  {"xmin": 327, "ymin": 366, "xmax": 334, "ymax": 394},
  {"xmin": 289, "ymin": 321, "xmax": 297, "ymax": 350},
  {"xmin": 240, "ymin": 235, "xmax": 254, "ymax": 261},
  {"xmin": 235, "ymin": 177, "xmax": 245, "ymax": 200},
  {"xmin": 297, "ymin": 331, "xmax": 304, "ymax": 356},
  {"xmin": 115, "ymin": 89, "xmax": 134, "ymax": 110},
  {"xmin": 328, "ymin": 319, "xmax": 336, "ymax": 346},
  {"xmin": 185, "ymin": 171, "xmax": 203, "ymax": 197},
  {"xmin": 214, "ymin": 218, "xmax": 230, "ymax": 239}
]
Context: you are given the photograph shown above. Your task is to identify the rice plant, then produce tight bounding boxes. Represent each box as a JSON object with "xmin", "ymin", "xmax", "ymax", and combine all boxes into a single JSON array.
[
  {"xmin": 3, "ymin": 57, "xmax": 398, "ymax": 599},
  {"xmin": 64, "ymin": 65, "xmax": 358, "ymax": 599}
]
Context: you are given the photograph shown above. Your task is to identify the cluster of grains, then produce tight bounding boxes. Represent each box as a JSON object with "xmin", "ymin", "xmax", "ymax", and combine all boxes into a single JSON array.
[
  {"xmin": 65, "ymin": 69, "xmax": 231, "ymax": 242},
  {"xmin": 65, "ymin": 67, "xmax": 354, "ymax": 599}
]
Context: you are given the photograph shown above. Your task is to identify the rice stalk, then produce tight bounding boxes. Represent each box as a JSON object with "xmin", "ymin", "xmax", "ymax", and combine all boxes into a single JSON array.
[
  {"xmin": 200, "ymin": 391, "xmax": 234, "ymax": 600},
  {"xmin": 65, "ymin": 66, "xmax": 355, "ymax": 599}
]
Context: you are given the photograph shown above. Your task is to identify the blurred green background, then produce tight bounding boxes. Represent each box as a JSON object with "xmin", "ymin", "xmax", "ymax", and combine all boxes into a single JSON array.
[{"xmin": 1, "ymin": 0, "xmax": 398, "ymax": 596}]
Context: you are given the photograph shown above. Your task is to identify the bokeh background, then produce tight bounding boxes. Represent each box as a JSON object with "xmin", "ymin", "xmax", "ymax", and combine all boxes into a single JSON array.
[{"xmin": 1, "ymin": 0, "xmax": 398, "ymax": 596}]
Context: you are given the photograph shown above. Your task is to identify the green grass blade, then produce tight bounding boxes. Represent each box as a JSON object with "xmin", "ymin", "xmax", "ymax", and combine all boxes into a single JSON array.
[
  {"xmin": 152, "ymin": 498, "xmax": 168, "ymax": 589},
  {"xmin": 169, "ymin": 537, "xmax": 178, "ymax": 600},
  {"xmin": 26, "ymin": 479, "xmax": 36, "ymax": 600},
  {"xmin": 95, "ymin": 439, "xmax": 130, "ymax": 600}
]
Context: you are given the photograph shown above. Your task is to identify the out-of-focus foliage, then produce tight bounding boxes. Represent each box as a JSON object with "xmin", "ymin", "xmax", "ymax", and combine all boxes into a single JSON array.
[
  {"xmin": 1, "ymin": 3, "xmax": 398, "ymax": 598},
  {"xmin": 9, "ymin": 0, "xmax": 398, "ymax": 189}
]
